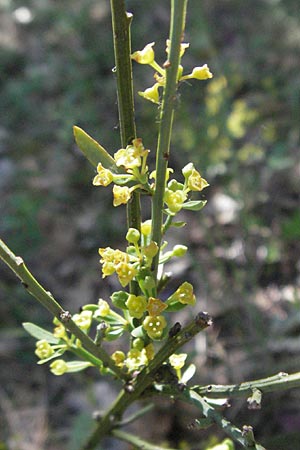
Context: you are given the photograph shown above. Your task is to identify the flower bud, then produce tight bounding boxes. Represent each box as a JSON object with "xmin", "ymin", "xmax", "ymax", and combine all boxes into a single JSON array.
[
  {"xmin": 50, "ymin": 359, "xmax": 68, "ymax": 376},
  {"xmin": 126, "ymin": 228, "xmax": 141, "ymax": 244},
  {"xmin": 35, "ymin": 340, "xmax": 54, "ymax": 360},
  {"xmin": 172, "ymin": 245, "xmax": 188, "ymax": 257}
]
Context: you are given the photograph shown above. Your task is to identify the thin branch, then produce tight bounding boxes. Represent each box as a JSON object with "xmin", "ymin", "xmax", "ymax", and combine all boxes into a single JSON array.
[
  {"xmin": 0, "ymin": 238, "xmax": 125, "ymax": 380},
  {"xmin": 182, "ymin": 390, "xmax": 266, "ymax": 450},
  {"xmin": 193, "ymin": 371, "xmax": 300, "ymax": 398}
]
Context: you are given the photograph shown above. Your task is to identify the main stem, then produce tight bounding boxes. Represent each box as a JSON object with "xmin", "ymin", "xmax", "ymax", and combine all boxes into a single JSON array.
[
  {"xmin": 151, "ymin": 0, "xmax": 188, "ymax": 282},
  {"xmin": 110, "ymin": 0, "xmax": 141, "ymax": 296}
]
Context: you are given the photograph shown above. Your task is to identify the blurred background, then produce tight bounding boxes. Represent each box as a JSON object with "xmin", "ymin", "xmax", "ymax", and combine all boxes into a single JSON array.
[{"xmin": 0, "ymin": 0, "xmax": 300, "ymax": 449}]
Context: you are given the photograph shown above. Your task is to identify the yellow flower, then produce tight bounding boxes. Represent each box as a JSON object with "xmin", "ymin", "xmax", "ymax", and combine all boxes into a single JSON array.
[
  {"xmin": 35, "ymin": 340, "xmax": 54, "ymax": 360},
  {"xmin": 126, "ymin": 294, "xmax": 147, "ymax": 319},
  {"xmin": 131, "ymin": 42, "xmax": 155, "ymax": 64},
  {"xmin": 53, "ymin": 323, "xmax": 67, "ymax": 339},
  {"xmin": 50, "ymin": 359, "xmax": 68, "ymax": 376},
  {"xmin": 92, "ymin": 163, "xmax": 114, "ymax": 187},
  {"xmin": 72, "ymin": 310, "xmax": 93, "ymax": 331},
  {"xmin": 125, "ymin": 349, "xmax": 148, "ymax": 371},
  {"xmin": 116, "ymin": 262, "xmax": 137, "ymax": 287},
  {"xmin": 164, "ymin": 189, "xmax": 187, "ymax": 213},
  {"xmin": 187, "ymin": 169, "xmax": 209, "ymax": 192},
  {"xmin": 169, "ymin": 353, "xmax": 187, "ymax": 370},
  {"xmin": 146, "ymin": 297, "xmax": 167, "ymax": 316},
  {"xmin": 141, "ymin": 220, "xmax": 152, "ymax": 236},
  {"xmin": 98, "ymin": 247, "xmax": 129, "ymax": 278},
  {"xmin": 114, "ymin": 147, "xmax": 140, "ymax": 169},
  {"xmin": 113, "ymin": 185, "xmax": 131, "ymax": 206},
  {"xmin": 168, "ymin": 282, "xmax": 196, "ymax": 306},
  {"xmin": 111, "ymin": 350, "xmax": 125, "ymax": 367},
  {"xmin": 143, "ymin": 315, "xmax": 167, "ymax": 340},
  {"xmin": 181, "ymin": 64, "xmax": 213, "ymax": 81},
  {"xmin": 96, "ymin": 299, "xmax": 111, "ymax": 317},
  {"xmin": 138, "ymin": 83, "xmax": 160, "ymax": 104}
]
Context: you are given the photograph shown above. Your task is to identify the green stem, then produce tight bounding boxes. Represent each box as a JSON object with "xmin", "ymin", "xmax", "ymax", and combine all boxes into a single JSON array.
[
  {"xmin": 110, "ymin": 0, "xmax": 141, "ymax": 296},
  {"xmin": 151, "ymin": 0, "xmax": 188, "ymax": 282},
  {"xmin": 70, "ymin": 345, "xmax": 103, "ymax": 368},
  {"xmin": 193, "ymin": 371, "xmax": 300, "ymax": 398},
  {"xmin": 0, "ymin": 238, "xmax": 125, "ymax": 380},
  {"xmin": 112, "ymin": 429, "xmax": 178, "ymax": 450}
]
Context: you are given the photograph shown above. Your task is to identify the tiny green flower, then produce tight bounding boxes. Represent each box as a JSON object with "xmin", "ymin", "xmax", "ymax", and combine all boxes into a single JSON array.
[
  {"xmin": 116, "ymin": 262, "xmax": 137, "ymax": 287},
  {"xmin": 111, "ymin": 350, "xmax": 125, "ymax": 367},
  {"xmin": 125, "ymin": 348, "xmax": 148, "ymax": 371},
  {"xmin": 169, "ymin": 353, "xmax": 187, "ymax": 370},
  {"xmin": 114, "ymin": 146, "xmax": 141, "ymax": 169},
  {"xmin": 168, "ymin": 282, "xmax": 196, "ymax": 306},
  {"xmin": 141, "ymin": 219, "xmax": 152, "ymax": 236},
  {"xmin": 131, "ymin": 42, "xmax": 155, "ymax": 64},
  {"xmin": 113, "ymin": 185, "xmax": 131, "ymax": 207},
  {"xmin": 72, "ymin": 310, "xmax": 93, "ymax": 331},
  {"xmin": 35, "ymin": 340, "xmax": 54, "ymax": 360},
  {"xmin": 50, "ymin": 359, "xmax": 68, "ymax": 376},
  {"xmin": 53, "ymin": 323, "xmax": 67, "ymax": 339},
  {"xmin": 143, "ymin": 315, "xmax": 167, "ymax": 340},
  {"xmin": 138, "ymin": 83, "xmax": 160, "ymax": 104},
  {"xmin": 181, "ymin": 64, "xmax": 213, "ymax": 81},
  {"xmin": 92, "ymin": 163, "xmax": 114, "ymax": 187},
  {"xmin": 96, "ymin": 299, "xmax": 111, "ymax": 317},
  {"xmin": 164, "ymin": 189, "xmax": 187, "ymax": 213},
  {"xmin": 126, "ymin": 294, "xmax": 147, "ymax": 319}
]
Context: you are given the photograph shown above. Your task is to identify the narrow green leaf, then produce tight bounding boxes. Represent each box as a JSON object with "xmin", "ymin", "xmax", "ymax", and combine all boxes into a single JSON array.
[
  {"xmin": 105, "ymin": 327, "xmax": 125, "ymax": 341},
  {"xmin": 23, "ymin": 322, "xmax": 60, "ymax": 344},
  {"xmin": 171, "ymin": 221, "xmax": 186, "ymax": 228},
  {"xmin": 73, "ymin": 126, "xmax": 120, "ymax": 172},
  {"xmin": 37, "ymin": 348, "xmax": 66, "ymax": 364},
  {"xmin": 181, "ymin": 363, "xmax": 196, "ymax": 384},
  {"xmin": 182, "ymin": 200, "xmax": 207, "ymax": 211},
  {"xmin": 66, "ymin": 361, "xmax": 93, "ymax": 372}
]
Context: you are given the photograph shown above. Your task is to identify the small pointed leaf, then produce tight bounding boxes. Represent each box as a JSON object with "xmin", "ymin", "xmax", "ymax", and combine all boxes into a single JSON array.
[
  {"xmin": 182, "ymin": 200, "xmax": 207, "ymax": 211},
  {"xmin": 73, "ymin": 126, "xmax": 121, "ymax": 172},
  {"xmin": 37, "ymin": 348, "xmax": 66, "ymax": 364},
  {"xmin": 66, "ymin": 361, "xmax": 93, "ymax": 372},
  {"xmin": 181, "ymin": 363, "xmax": 196, "ymax": 384},
  {"xmin": 23, "ymin": 322, "xmax": 60, "ymax": 344}
]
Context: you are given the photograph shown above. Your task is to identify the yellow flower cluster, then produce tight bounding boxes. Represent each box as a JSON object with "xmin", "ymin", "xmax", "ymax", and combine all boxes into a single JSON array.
[
  {"xmin": 99, "ymin": 247, "xmax": 137, "ymax": 287},
  {"xmin": 92, "ymin": 138, "xmax": 150, "ymax": 208},
  {"xmin": 131, "ymin": 41, "xmax": 213, "ymax": 104}
]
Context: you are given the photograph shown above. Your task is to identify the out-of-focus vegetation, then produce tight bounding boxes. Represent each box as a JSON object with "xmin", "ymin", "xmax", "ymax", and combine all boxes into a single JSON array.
[{"xmin": 1, "ymin": 1, "xmax": 300, "ymax": 449}]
